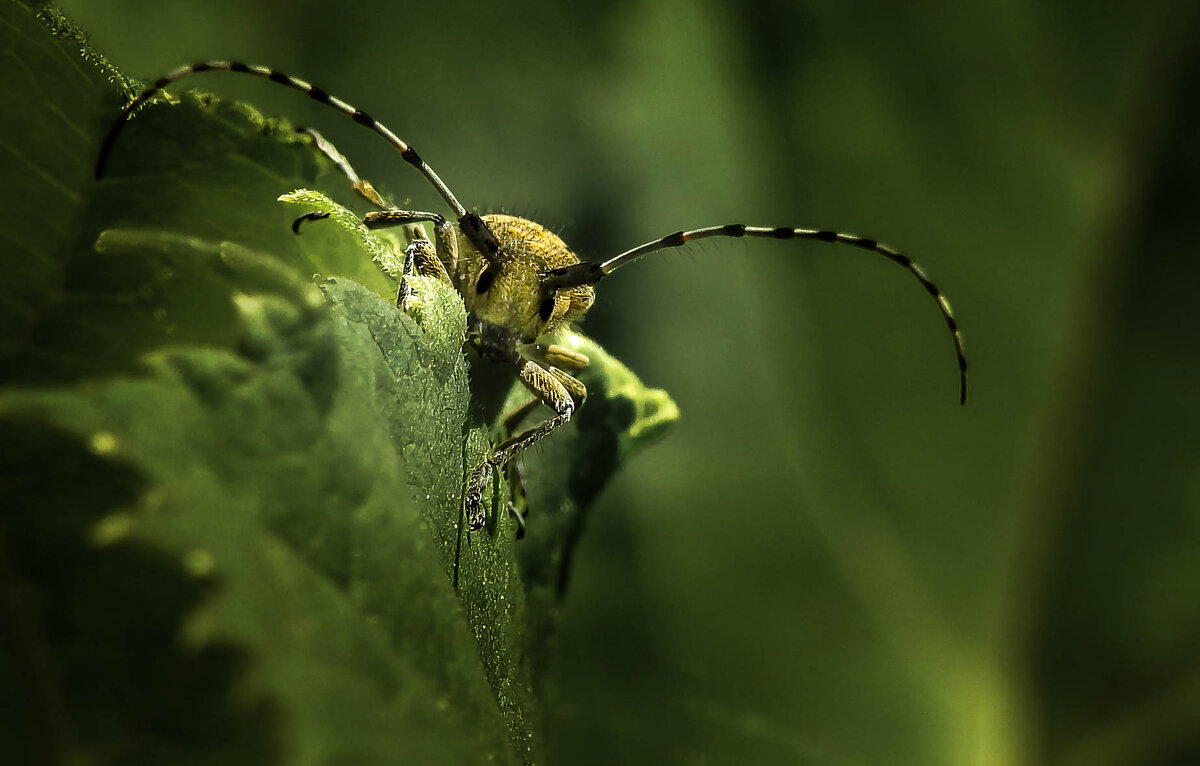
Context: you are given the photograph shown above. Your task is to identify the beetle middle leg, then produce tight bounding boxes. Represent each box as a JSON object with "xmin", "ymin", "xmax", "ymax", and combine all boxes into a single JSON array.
[
  {"xmin": 302, "ymin": 127, "xmax": 387, "ymax": 207},
  {"xmin": 299, "ymin": 127, "xmax": 461, "ymax": 267}
]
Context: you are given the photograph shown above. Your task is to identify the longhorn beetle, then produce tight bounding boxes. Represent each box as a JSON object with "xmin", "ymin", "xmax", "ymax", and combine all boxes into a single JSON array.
[{"xmin": 96, "ymin": 61, "xmax": 968, "ymax": 533}]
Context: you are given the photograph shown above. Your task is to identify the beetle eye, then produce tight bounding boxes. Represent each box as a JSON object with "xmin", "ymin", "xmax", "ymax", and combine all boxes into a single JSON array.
[
  {"xmin": 475, "ymin": 268, "xmax": 495, "ymax": 294},
  {"xmin": 538, "ymin": 295, "xmax": 556, "ymax": 322}
]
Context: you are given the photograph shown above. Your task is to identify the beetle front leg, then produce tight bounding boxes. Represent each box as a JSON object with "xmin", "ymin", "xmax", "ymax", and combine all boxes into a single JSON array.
[
  {"xmin": 392, "ymin": 224, "xmax": 456, "ymax": 312},
  {"xmin": 297, "ymin": 129, "xmax": 462, "ymax": 282},
  {"xmin": 464, "ymin": 359, "xmax": 586, "ymax": 530},
  {"xmin": 494, "ymin": 395, "xmax": 551, "ymax": 539}
]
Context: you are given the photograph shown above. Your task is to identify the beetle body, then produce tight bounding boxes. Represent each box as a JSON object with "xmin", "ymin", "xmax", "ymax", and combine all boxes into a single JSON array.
[{"xmin": 96, "ymin": 59, "xmax": 967, "ymax": 535}]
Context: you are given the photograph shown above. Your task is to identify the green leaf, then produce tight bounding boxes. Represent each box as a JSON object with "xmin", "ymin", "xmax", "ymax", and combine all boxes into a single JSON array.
[
  {"xmin": 2, "ymin": 229, "xmax": 514, "ymax": 762},
  {"xmin": 0, "ymin": 3, "xmax": 677, "ymax": 763},
  {"xmin": 0, "ymin": 2, "xmax": 123, "ymax": 366},
  {"xmin": 28, "ymin": 0, "xmax": 1200, "ymax": 764}
]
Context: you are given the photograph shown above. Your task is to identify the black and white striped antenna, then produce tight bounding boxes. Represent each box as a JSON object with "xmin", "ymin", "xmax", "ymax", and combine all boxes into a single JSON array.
[
  {"xmin": 94, "ymin": 60, "xmax": 502, "ymax": 260},
  {"xmin": 547, "ymin": 224, "xmax": 968, "ymax": 403}
]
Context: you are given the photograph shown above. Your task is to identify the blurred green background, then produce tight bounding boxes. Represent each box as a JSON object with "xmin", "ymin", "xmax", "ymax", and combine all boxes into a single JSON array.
[{"xmin": 54, "ymin": 0, "xmax": 1200, "ymax": 763}]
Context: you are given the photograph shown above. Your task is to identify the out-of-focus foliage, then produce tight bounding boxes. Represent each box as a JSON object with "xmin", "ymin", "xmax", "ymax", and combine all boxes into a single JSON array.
[{"xmin": 14, "ymin": 0, "xmax": 1200, "ymax": 763}]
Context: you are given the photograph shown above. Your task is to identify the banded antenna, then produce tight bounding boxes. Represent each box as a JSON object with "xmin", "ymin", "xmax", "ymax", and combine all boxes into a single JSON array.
[
  {"xmin": 94, "ymin": 60, "xmax": 502, "ymax": 261},
  {"xmin": 547, "ymin": 224, "xmax": 969, "ymax": 404}
]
